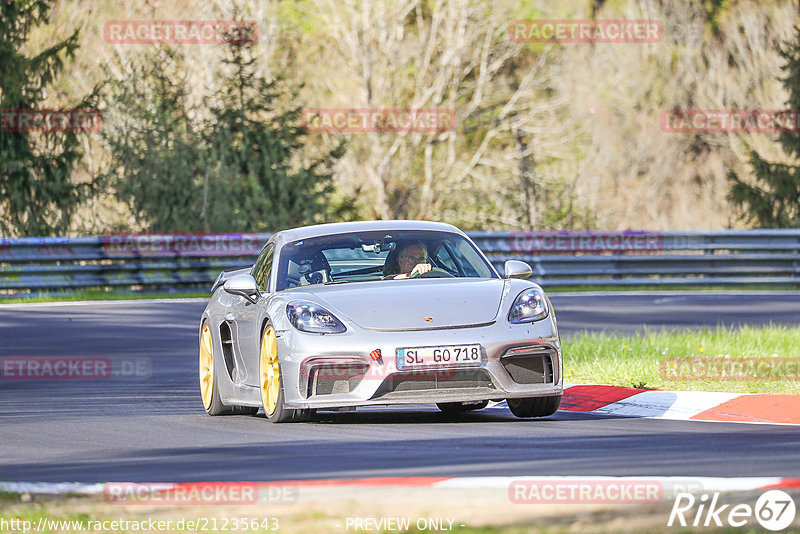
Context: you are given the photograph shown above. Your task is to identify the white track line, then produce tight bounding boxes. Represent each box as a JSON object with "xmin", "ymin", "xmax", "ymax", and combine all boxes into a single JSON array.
[{"xmin": 0, "ymin": 298, "xmax": 207, "ymax": 308}]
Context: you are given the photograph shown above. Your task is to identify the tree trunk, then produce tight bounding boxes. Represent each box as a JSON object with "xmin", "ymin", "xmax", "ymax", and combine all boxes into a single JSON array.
[{"xmin": 515, "ymin": 128, "xmax": 538, "ymax": 229}]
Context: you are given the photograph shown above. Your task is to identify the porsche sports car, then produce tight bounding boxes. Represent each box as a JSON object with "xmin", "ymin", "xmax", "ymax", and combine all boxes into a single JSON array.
[{"xmin": 199, "ymin": 220, "xmax": 562, "ymax": 422}]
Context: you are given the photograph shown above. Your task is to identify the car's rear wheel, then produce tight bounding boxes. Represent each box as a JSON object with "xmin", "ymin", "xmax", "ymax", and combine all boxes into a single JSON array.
[
  {"xmin": 507, "ymin": 395, "xmax": 561, "ymax": 418},
  {"xmin": 199, "ymin": 322, "xmax": 257, "ymax": 416},
  {"xmin": 259, "ymin": 324, "xmax": 311, "ymax": 423},
  {"xmin": 436, "ymin": 400, "xmax": 489, "ymax": 413}
]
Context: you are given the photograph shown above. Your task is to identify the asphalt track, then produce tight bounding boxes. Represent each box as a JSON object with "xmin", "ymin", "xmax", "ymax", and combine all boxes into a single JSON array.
[{"xmin": 1, "ymin": 292, "xmax": 799, "ymax": 483}]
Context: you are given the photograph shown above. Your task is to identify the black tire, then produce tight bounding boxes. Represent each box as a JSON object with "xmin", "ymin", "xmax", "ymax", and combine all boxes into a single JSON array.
[
  {"xmin": 436, "ymin": 400, "xmax": 489, "ymax": 413},
  {"xmin": 260, "ymin": 324, "xmax": 312, "ymax": 423},
  {"xmin": 201, "ymin": 321, "xmax": 258, "ymax": 416},
  {"xmin": 507, "ymin": 395, "xmax": 561, "ymax": 418},
  {"xmin": 206, "ymin": 385, "xmax": 259, "ymax": 416},
  {"xmin": 203, "ymin": 368, "xmax": 227, "ymax": 416},
  {"xmin": 263, "ymin": 370, "xmax": 312, "ymax": 423}
]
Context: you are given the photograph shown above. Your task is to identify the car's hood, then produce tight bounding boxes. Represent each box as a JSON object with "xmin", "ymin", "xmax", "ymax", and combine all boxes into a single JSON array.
[{"xmin": 291, "ymin": 278, "xmax": 509, "ymax": 331}]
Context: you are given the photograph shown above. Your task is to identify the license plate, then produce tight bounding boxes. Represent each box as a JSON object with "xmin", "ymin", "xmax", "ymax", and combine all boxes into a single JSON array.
[{"xmin": 396, "ymin": 344, "xmax": 482, "ymax": 370}]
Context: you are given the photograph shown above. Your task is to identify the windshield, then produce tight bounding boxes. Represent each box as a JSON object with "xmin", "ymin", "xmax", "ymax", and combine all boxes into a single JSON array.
[{"xmin": 275, "ymin": 230, "xmax": 497, "ymax": 291}]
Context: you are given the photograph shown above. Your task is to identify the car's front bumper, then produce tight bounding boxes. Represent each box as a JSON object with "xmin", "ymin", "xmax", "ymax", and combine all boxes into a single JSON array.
[{"xmin": 276, "ymin": 317, "xmax": 562, "ymax": 409}]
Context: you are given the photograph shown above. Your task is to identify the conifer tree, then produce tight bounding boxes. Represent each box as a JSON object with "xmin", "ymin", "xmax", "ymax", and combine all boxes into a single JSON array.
[
  {"xmin": 728, "ymin": 27, "xmax": 800, "ymax": 227},
  {"xmin": 0, "ymin": 0, "xmax": 96, "ymax": 236},
  {"xmin": 203, "ymin": 36, "xmax": 344, "ymax": 232}
]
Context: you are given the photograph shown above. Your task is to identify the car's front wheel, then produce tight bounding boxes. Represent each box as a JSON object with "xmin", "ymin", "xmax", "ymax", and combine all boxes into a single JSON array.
[
  {"xmin": 506, "ymin": 395, "xmax": 561, "ymax": 418},
  {"xmin": 259, "ymin": 324, "xmax": 311, "ymax": 423}
]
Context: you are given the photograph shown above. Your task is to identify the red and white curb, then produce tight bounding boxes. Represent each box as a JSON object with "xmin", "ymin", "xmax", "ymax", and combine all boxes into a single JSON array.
[
  {"xmin": 487, "ymin": 385, "xmax": 800, "ymax": 425},
  {"xmin": 1, "ymin": 476, "xmax": 798, "ymax": 496},
  {"xmin": 432, "ymin": 476, "xmax": 800, "ymax": 492}
]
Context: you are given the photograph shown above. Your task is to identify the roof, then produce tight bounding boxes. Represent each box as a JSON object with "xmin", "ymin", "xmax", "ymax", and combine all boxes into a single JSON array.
[{"xmin": 272, "ymin": 220, "xmax": 465, "ymax": 245}]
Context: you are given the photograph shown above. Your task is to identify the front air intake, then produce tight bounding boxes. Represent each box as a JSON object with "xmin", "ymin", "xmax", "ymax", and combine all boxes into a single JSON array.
[
  {"xmin": 501, "ymin": 346, "xmax": 557, "ymax": 384},
  {"xmin": 303, "ymin": 360, "xmax": 370, "ymax": 397}
]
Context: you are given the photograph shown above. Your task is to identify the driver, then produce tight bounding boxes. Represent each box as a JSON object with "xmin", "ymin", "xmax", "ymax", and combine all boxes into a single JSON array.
[{"xmin": 390, "ymin": 242, "xmax": 432, "ymax": 279}]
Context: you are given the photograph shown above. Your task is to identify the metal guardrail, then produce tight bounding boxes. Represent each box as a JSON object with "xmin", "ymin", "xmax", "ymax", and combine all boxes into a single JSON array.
[
  {"xmin": 471, "ymin": 230, "xmax": 800, "ymax": 287},
  {"xmin": 0, "ymin": 234, "xmax": 269, "ymax": 292},
  {"xmin": 0, "ymin": 230, "xmax": 798, "ymax": 293}
]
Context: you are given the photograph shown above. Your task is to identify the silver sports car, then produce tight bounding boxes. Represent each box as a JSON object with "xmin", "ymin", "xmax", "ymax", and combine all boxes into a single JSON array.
[{"xmin": 199, "ymin": 220, "xmax": 562, "ymax": 422}]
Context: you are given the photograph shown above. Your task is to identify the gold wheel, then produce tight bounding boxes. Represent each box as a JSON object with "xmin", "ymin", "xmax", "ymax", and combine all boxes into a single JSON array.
[
  {"xmin": 199, "ymin": 323, "xmax": 214, "ymax": 411},
  {"xmin": 260, "ymin": 325, "xmax": 280, "ymax": 415}
]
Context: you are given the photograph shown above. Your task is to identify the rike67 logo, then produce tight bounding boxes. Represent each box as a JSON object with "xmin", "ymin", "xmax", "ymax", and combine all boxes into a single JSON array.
[{"xmin": 668, "ymin": 490, "xmax": 796, "ymax": 531}]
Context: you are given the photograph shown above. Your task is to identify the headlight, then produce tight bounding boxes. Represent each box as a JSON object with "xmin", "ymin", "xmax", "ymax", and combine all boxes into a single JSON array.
[
  {"xmin": 286, "ymin": 301, "xmax": 346, "ymax": 334},
  {"xmin": 508, "ymin": 287, "xmax": 549, "ymax": 324}
]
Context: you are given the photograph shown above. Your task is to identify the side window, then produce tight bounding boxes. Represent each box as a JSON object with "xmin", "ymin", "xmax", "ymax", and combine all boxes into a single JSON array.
[
  {"xmin": 252, "ymin": 243, "xmax": 275, "ymax": 292},
  {"xmin": 432, "ymin": 243, "xmax": 458, "ymax": 273},
  {"xmin": 251, "ymin": 245, "xmax": 267, "ymax": 279},
  {"xmin": 453, "ymin": 240, "xmax": 489, "ymax": 277}
]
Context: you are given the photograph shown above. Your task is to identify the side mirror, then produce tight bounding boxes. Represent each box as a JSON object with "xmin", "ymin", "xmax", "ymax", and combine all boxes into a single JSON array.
[
  {"xmin": 223, "ymin": 274, "xmax": 261, "ymax": 304},
  {"xmin": 503, "ymin": 260, "xmax": 533, "ymax": 280}
]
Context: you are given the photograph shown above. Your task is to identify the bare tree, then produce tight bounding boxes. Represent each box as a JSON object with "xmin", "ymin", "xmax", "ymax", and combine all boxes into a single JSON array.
[{"xmin": 307, "ymin": 0, "xmax": 574, "ymax": 228}]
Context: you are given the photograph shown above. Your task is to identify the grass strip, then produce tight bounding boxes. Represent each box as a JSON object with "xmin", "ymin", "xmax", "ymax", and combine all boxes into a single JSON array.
[{"xmin": 563, "ymin": 324, "xmax": 800, "ymax": 394}]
